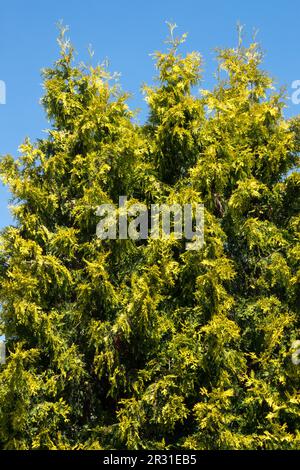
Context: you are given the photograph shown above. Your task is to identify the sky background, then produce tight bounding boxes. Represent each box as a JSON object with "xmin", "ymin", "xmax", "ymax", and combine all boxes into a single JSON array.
[{"xmin": 0, "ymin": 0, "xmax": 300, "ymax": 228}]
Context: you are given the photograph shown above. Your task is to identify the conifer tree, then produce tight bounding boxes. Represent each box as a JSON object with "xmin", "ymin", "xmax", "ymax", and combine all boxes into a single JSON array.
[{"xmin": 0, "ymin": 25, "xmax": 299, "ymax": 450}]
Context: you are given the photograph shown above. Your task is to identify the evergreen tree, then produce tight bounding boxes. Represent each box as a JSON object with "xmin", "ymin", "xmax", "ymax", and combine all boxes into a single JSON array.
[{"xmin": 0, "ymin": 25, "xmax": 299, "ymax": 450}]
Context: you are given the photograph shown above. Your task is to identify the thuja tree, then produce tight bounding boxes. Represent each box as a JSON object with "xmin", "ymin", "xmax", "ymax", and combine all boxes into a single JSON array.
[{"xmin": 0, "ymin": 25, "xmax": 299, "ymax": 449}]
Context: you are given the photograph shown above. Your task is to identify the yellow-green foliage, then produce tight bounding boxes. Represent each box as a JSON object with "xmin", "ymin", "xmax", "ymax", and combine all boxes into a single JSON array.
[{"xmin": 0, "ymin": 25, "xmax": 299, "ymax": 449}]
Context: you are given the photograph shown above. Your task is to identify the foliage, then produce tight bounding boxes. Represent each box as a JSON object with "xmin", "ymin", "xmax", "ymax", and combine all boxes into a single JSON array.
[{"xmin": 0, "ymin": 24, "xmax": 299, "ymax": 450}]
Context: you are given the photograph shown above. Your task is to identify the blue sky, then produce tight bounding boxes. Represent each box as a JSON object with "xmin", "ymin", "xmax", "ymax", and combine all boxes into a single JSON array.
[{"xmin": 0, "ymin": 0, "xmax": 300, "ymax": 228}]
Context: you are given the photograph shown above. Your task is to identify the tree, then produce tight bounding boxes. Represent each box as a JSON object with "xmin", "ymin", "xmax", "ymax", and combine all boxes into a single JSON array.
[{"xmin": 0, "ymin": 24, "xmax": 299, "ymax": 450}]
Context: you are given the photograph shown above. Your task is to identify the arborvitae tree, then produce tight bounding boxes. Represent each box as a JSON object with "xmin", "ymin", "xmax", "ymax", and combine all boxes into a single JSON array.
[{"xmin": 0, "ymin": 25, "xmax": 299, "ymax": 450}]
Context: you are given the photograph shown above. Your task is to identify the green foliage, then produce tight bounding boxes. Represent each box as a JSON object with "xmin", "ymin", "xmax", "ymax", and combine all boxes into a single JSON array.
[{"xmin": 0, "ymin": 24, "xmax": 299, "ymax": 449}]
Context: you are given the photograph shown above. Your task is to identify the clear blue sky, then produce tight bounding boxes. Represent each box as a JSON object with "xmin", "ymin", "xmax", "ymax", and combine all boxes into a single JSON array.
[{"xmin": 0, "ymin": 0, "xmax": 300, "ymax": 228}]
